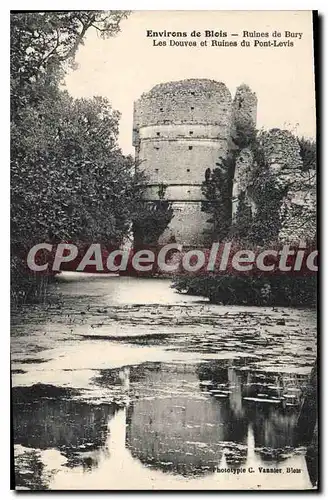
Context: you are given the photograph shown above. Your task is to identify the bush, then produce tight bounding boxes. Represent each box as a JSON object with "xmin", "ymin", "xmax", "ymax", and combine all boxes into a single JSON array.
[{"xmin": 172, "ymin": 274, "xmax": 316, "ymax": 307}]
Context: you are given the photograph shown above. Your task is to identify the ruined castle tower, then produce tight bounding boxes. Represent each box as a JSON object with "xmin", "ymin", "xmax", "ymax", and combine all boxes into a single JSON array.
[
  {"xmin": 231, "ymin": 127, "xmax": 316, "ymax": 244},
  {"xmin": 260, "ymin": 129, "xmax": 316, "ymax": 243},
  {"xmin": 133, "ymin": 79, "xmax": 257, "ymax": 246},
  {"xmin": 133, "ymin": 79, "xmax": 229, "ymax": 246},
  {"xmin": 133, "ymin": 79, "xmax": 315, "ymax": 247},
  {"xmin": 231, "ymin": 84, "xmax": 258, "ymax": 220},
  {"xmin": 232, "ymin": 84, "xmax": 257, "ymax": 131}
]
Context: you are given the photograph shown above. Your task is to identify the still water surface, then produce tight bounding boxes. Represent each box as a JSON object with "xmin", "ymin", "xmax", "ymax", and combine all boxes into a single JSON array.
[{"xmin": 12, "ymin": 275, "xmax": 317, "ymax": 490}]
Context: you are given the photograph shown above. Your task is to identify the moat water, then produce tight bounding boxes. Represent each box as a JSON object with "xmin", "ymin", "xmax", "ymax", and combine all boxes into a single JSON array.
[{"xmin": 11, "ymin": 274, "xmax": 317, "ymax": 490}]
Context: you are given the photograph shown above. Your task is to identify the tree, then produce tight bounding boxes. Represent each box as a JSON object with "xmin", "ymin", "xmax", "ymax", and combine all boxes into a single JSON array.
[
  {"xmin": 11, "ymin": 11, "xmax": 130, "ymax": 115},
  {"xmin": 201, "ymin": 155, "xmax": 235, "ymax": 242},
  {"xmin": 11, "ymin": 92, "xmax": 136, "ymax": 246},
  {"xmin": 11, "ymin": 11, "xmax": 132, "ymax": 303},
  {"xmin": 132, "ymin": 182, "xmax": 174, "ymax": 246},
  {"xmin": 298, "ymin": 137, "xmax": 316, "ymax": 172}
]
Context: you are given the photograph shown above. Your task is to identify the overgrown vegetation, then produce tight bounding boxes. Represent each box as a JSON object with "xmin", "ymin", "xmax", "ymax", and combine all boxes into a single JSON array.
[
  {"xmin": 11, "ymin": 11, "xmax": 173, "ymax": 304},
  {"xmin": 175, "ymin": 123, "xmax": 317, "ymax": 307},
  {"xmin": 298, "ymin": 137, "xmax": 317, "ymax": 172},
  {"xmin": 11, "ymin": 12, "xmax": 134, "ymax": 304},
  {"xmin": 172, "ymin": 274, "xmax": 317, "ymax": 308},
  {"xmin": 201, "ymin": 156, "xmax": 235, "ymax": 242},
  {"xmin": 133, "ymin": 183, "xmax": 174, "ymax": 246}
]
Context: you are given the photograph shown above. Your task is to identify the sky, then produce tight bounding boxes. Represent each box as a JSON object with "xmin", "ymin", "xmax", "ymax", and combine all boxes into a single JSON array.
[{"xmin": 64, "ymin": 10, "xmax": 316, "ymax": 155}]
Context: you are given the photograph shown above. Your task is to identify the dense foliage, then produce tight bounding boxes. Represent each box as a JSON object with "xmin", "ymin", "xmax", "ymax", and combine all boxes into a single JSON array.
[
  {"xmin": 175, "ymin": 124, "xmax": 317, "ymax": 307},
  {"xmin": 12, "ymin": 92, "xmax": 136, "ymax": 246},
  {"xmin": 11, "ymin": 11, "xmax": 140, "ymax": 304},
  {"xmin": 201, "ymin": 156, "xmax": 234, "ymax": 242},
  {"xmin": 11, "ymin": 11, "xmax": 175, "ymax": 304},
  {"xmin": 133, "ymin": 200, "xmax": 174, "ymax": 247},
  {"xmin": 11, "ymin": 11, "xmax": 130, "ymax": 116},
  {"xmin": 298, "ymin": 137, "xmax": 317, "ymax": 172},
  {"xmin": 172, "ymin": 274, "xmax": 317, "ymax": 307}
]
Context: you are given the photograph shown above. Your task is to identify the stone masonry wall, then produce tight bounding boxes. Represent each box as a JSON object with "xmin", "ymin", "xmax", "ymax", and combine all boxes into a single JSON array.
[
  {"xmin": 134, "ymin": 79, "xmax": 233, "ymax": 246},
  {"xmin": 279, "ymin": 169, "xmax": 316, "ymax": 243},
  {"xmin": 232, "ymin": 84, "xmax": 257, "ymax": 131},
  {"xmin": 133, "ymin": 79, "xmax": 315, "ymax": 246},
  {"xmin": 134, "ymin": 79, "xmax": 232, "ymax": 128},
  {"xmin": 139, "ymin": 140, "xmax": 228, "ymax": 186},
  {"xmin": 232, "ymin": 148, "xmax": 256, "ymax": 220},
  {"xmin": 260, "ymin": 129, "xmax": 316, "ymax": 243},
  {"xmin": 158, "ymin": 202, "xmax": 212, "ymax": 247}
]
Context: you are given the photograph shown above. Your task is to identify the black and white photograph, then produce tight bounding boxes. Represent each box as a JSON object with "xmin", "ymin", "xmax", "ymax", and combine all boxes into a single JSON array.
[{"xmin": 10, "ymin": 10, "xmax": 318, "ymax": 491}]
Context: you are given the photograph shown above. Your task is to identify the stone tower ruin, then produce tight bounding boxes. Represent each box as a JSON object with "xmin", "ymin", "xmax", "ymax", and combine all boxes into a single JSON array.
[{"xmin": 133, "ymin": 79, "xmax": 257, "ymax": 246}]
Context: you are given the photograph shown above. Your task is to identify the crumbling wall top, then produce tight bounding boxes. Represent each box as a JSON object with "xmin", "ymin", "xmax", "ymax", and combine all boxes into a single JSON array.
[
  {"xmin": 260, "ymin": 128, "xmax": 304, "ymax": 171},
  {"xmin": 139, "ymin": 79, "xmax": 232, "ymax": 100}
]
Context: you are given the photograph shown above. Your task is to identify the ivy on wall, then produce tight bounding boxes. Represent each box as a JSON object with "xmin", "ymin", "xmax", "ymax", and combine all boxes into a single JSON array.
[
  {"xmin": 201, "ymin": 155, "xmax": 235, "ymax": 243},
  {"xmin": 298, "ymin": 137, "xmax": 317, "ymax": 172},
  {"xmin": 133, "ymin": 182, "xmax": 174, "ymax": 246},
  {"xmin": 250, "ymin": 172, "xmax": 288, "ymax": 245}
]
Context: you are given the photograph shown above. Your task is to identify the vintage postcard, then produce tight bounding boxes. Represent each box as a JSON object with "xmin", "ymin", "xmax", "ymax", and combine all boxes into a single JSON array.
[{"xmin": 11, "ymin": 10, "xmax": 318, "ymax": 490}]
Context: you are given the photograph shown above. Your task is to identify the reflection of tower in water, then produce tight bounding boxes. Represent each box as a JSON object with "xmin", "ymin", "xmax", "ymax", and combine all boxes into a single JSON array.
[
  {"xmin": 124, "ymin": 362, "xmax": 308, "ymax": 474},
  {"xmin": 228, "ymin": 366, "xmax": 244, "ymax": 418},
  {"xmin": 107, "ymin": 366, "xmax": 131, "ymax": 457},
  {"xmin": 47, "ymin": 363, "xmax": 313, "ymax": 490},
  {"xmin": 125, "ymin": 363, "xmax": 249, "ymax": 475}
]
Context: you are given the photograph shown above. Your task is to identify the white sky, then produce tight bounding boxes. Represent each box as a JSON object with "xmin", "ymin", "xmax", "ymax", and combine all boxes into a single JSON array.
[{"xmin": 64, "ymin": 10, "xmax": 316, "ymax": 155}]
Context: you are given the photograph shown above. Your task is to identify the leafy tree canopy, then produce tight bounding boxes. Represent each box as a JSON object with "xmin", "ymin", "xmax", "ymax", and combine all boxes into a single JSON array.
[{"xmin": 11, "ymin": 11, "xmax": 129, "ymax": 112}]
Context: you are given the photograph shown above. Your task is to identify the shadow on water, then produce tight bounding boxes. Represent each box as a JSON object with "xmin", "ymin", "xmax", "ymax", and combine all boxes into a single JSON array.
[
  {"xmin": 13, "ymin": 385, "xmax": 115, "ymax": 489},
  {"xmin": 13, "ymin": 360, "xmax": 316, "ymax": 490}
]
